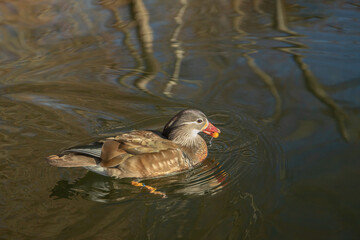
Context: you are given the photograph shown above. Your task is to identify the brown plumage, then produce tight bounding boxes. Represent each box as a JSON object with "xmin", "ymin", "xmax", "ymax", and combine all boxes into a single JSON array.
[{"xmin": 46, "ymin": 109, "xmax": 220, "ymax": 179}]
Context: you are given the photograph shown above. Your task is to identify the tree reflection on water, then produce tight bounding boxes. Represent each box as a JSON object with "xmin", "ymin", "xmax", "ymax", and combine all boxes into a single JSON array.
[{"xmin": 0, "ymin": 0, "xmax": 359, "ymax": 239}]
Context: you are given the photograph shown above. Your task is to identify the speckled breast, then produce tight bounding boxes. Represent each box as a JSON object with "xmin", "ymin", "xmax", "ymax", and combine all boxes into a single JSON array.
[{"xmin": 196, "ymin": 139, "xmax": 208, "ymax": 162}]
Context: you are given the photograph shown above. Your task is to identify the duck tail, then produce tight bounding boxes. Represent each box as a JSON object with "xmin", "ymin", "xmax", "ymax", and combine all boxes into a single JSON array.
[{"xmin": 46, "ymin": 153, "xmax": 97, "ymax": 167}]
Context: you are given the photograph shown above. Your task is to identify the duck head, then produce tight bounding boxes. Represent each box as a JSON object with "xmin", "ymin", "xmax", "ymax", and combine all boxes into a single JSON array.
[{"xmin": 163, "ymin": 109, "xmax": 220, "ymax": 147}]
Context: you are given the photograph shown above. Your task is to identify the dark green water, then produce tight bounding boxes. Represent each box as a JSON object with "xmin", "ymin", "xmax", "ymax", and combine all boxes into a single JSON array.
[{"xmin": 0, "ymin": 0, "xmax": 359, "ymax": 239}]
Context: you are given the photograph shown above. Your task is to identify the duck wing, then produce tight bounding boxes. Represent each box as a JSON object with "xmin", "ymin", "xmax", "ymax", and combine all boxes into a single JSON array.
[
  {"xmin": 47, "ymin": 130, "xmax": 189, "ymax": 178},
  {"xmin": 99, "ymin": 130, "xmax": 182, "ymax": 167},
  {"xmin": 109, "ymin": 131, "xmax": 192, "ymax": 178},
  {"xmin": 102, "ymin": 130, "xmax": 192, "ymax": 178}
]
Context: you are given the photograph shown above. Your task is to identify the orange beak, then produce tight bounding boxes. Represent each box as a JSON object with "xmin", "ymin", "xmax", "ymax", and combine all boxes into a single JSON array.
[{"xmin": 202, "ymin": 122, "xmax": 220, "ymax": 138}]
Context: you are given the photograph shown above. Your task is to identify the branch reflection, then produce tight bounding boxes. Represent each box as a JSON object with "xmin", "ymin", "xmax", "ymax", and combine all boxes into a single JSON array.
[{"xmin": 274, "ymin": 0, "xmax": 352, "ymax": 141}]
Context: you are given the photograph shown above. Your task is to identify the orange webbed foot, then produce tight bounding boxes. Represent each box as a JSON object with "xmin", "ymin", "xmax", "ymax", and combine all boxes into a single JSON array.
[{"xmin": 131, "ymin": 180, "xmax": 167, "ymax": 198}]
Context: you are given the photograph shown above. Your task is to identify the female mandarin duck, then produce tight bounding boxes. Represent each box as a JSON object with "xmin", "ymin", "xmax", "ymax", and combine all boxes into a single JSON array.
[{"xmin": 47, "ymin": 109, "xmax": 220, "ymax": 179}]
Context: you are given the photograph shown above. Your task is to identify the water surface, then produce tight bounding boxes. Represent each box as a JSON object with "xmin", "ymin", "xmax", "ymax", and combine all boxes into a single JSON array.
[{"xmin": 0, "ymin": 0, "xmax": 359, "ymax": 239}]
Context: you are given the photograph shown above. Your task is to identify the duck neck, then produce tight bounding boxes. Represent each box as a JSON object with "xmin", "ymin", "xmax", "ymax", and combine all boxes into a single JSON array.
[
  {"xmin": 166, "ymin": 127, "xmax": 203, "ymax": 149},
  {"xmin": 165, "ymin": 128, "xmax": 208, "ymax": 164}
]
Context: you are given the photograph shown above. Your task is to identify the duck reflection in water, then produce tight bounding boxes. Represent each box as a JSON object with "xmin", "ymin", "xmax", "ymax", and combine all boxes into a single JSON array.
[{"xmin": 50, "ymin": 158, "xmax": 228, "ymax": 202}]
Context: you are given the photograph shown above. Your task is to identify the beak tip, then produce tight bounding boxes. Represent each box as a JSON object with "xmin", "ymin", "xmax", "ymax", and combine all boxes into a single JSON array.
[
  {"xmin": 202, "ymin": 121, "xmax": 220, "ymax": 137},
  {"xmin": 212, "ymin": 132, "xmax": 219, "ymax": 138}
]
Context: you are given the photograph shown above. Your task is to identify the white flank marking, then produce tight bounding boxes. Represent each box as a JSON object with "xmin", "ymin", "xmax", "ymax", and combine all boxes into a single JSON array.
[{"xmin": 84, "ymin": 165, "xmax": 109, "ymax": 176}]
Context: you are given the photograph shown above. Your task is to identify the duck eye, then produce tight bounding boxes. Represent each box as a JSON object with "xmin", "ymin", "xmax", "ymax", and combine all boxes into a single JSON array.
[{"xmin": 196, "ymin": 119, "xmax": 203, "ymax": 124}]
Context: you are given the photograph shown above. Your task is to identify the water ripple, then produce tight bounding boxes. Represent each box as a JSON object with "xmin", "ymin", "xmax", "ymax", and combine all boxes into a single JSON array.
[{"xmin": 49, "ymin": 111, "xmax": 284, "ymax": 203}]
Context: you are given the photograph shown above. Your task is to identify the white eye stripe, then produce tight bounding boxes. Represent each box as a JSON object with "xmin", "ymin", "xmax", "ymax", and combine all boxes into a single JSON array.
[
  {"xmin": 181, "ymin": 121, "xmax": 199, "ymax": 125},
  {"xmin": 180, "ymin": 121, "xmax": 194, "ymax": 125}
]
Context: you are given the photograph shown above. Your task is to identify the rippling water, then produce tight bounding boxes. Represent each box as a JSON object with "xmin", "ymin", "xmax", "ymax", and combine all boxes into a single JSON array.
[
  {"xmin": 50, "ymin": 111, "xmax": 283, "ymax": 201},
  {"xmin": 1, "ymin": 0, "xmax": 359, "ymax": 239}
]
